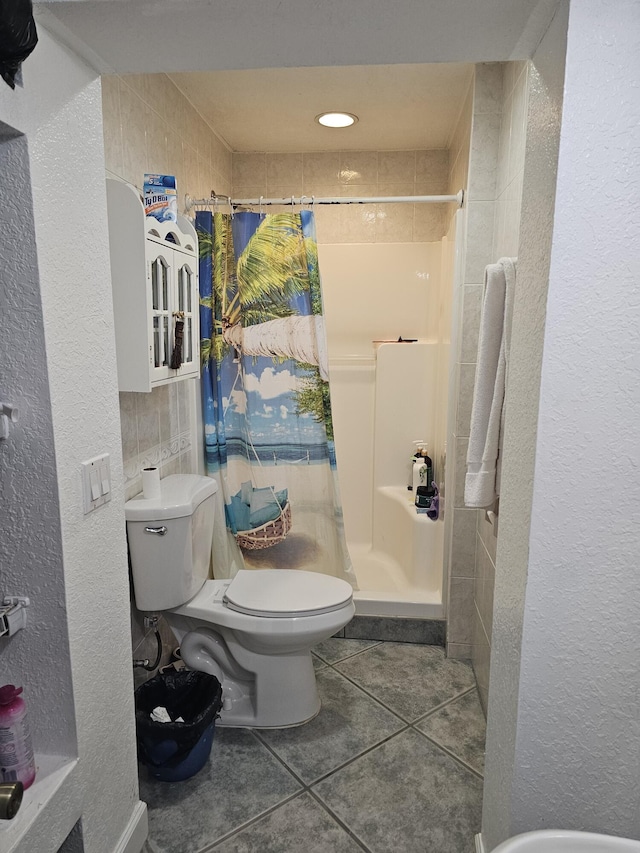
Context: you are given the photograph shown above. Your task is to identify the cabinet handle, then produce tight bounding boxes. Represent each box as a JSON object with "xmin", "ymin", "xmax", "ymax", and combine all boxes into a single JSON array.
[{"xmin": 144, "ymin": 526, "xmax": 167, "ymax": 535}]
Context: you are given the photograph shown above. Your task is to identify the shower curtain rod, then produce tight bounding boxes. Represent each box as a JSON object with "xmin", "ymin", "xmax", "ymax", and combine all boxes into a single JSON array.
[{"xmin": 185, "ymin": 190, "xmax": 464, "ymax": 211}]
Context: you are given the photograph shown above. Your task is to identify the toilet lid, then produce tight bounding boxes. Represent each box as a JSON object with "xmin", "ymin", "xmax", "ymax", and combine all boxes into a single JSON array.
[{"xmin": 223, "ymin": 570, "xmax": 353, "ymax": 618}]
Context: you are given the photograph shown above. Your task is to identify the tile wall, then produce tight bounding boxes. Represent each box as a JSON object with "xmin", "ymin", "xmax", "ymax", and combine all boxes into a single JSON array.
[
  {"xmin": 472, "ymin": 62, "xmax": 529, "ymax": 711},
  {"xmin": 444, "ymin": 62, "xmax": 529, "ymax": 715},
  {"xmin": 232, "ymin": 149, "xmax": 450, "ymax": 243},
  {"xmin": 101, "ymin": 73, "xmax": 232, "ymax": 504},
  {"xmin": 101, "ymin": 73, "xmax": 232, "ymax": 669}
]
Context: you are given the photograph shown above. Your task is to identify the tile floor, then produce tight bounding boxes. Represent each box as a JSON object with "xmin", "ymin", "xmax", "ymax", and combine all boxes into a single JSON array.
[{"xmin": 140, "ymin": 639, "xmax": 486, "ymax": 853}]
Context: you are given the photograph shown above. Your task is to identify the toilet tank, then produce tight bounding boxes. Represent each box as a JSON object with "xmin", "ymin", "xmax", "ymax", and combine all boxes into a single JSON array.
[{"xmin": 124, "ymin": 474, "xmax": 218, "ymax": 611}]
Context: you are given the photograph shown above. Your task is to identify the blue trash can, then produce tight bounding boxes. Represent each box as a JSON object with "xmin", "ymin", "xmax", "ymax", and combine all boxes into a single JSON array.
[{"xmin": 135, "ymin": 670, "xmax": 222, "ymax": 782}]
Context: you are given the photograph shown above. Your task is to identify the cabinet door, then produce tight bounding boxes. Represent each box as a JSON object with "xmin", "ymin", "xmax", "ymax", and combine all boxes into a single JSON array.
[
  {"xmin": 174, "ymin": 251, "xmax": 199, "ymax": 379},
  {"xmin": 147, "ymin": 242, "xmax": 173, "ymax": 383}
]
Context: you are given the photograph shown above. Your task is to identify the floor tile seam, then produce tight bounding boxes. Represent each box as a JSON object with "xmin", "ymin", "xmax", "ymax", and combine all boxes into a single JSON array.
[
  {"xmin": 325, "ymin": 665, "xmax": 415, "ymax": 722},
  {"xmin": 411, "ymin": 725, "xmax": 485, "ymax": 781},
  {"xmin": 250, "ymin": 727, "xmax": 310, "ymax": 789},
  {"xmin": 306, "ymin": 788, "xmax": 372, "ymax": 853},
  {"xmin": 316, "ymin": 640, "xmax": 385, "ymax": 667},
  {"xmin": 253, "ymin": 715, "xmax": 410, "ymax": 790},
  {"xmin": 307, "ymin": 721, "xmax": 412, "ymax": 787},
  {"xmin": 410, "ymin": 685, "xmax": 478, "ymax": 724},
  {"xmin": 327, "ymin": 664, "xmax": 475, "ymax": 726},
  {"xmin": 195, "ymin": 790, "xmax": 305, "ymax": 853}
]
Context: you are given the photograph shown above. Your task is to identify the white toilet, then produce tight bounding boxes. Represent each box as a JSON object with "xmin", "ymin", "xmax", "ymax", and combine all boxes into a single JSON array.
[{"xmin": 125, "ymin": 474, "xmax": 355, "ymax": 728}]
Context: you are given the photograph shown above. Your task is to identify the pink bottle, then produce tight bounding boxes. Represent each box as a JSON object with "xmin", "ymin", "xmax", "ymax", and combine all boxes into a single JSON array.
[{"xmin": 0, "ymin": 685, "xmax": 36, "ymax": 789}]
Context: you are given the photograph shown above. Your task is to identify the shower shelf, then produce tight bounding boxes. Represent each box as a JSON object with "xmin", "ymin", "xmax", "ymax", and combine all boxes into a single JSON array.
[{"xmin": 0, "ymin": 755, "xmax": 80, "ymax": 853}]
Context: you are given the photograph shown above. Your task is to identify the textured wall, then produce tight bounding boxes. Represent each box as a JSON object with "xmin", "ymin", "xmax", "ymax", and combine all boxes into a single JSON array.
[
  {"xmin": 507, "ymin": 0, "xmax": 640, "ymax": 839},
  {"xmin": 481, "ymin": 6, "xmax": 568, "ymax": 841},
  {"xmin": 0, "ymin": 130, "xmax": 77, "ymax": 765},
  {"xmin": 0, "ymin": 26, "xmax": 144, "ymax": 853},
  {"xmin": 480, "ymin": 0, "xmax": 640, "ymax": 845}
]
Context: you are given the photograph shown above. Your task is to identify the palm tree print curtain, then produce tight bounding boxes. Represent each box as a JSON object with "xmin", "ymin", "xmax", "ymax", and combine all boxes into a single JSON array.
[{"xmin": 197, "ymin": 209, "xmax": 355, "ymax": 586}]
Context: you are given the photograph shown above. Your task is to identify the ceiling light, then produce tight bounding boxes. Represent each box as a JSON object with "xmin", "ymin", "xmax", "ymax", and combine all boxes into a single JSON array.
[{"xmin": 316, "ymin": 112, "xmax": 358, "ymax": 128}]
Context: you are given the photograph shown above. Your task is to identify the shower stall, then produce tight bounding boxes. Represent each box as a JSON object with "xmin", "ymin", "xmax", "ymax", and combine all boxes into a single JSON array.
[{"xmin": 320, "ymin": 212, "xmax": 461, "ymax": 617}]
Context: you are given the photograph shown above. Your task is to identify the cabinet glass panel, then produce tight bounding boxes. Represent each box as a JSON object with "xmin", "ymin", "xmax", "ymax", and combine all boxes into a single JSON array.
[
  {"xmin": 186, "ymin": 317, "xmax": 193, "ymax": 363},
  {"xmin": 151, "ymin": 260, "xmax": 159, "ymax": 310},
  {"xmin": 163, "ymin": 317, "xmax": 169, "ymax": 366},
  {"xmin": 153, "ymin": 317, "xmax": 160, "ymax": 367},
  {"xmin": 161, "ymin": 260, "xmax": 169, "ymax": 310},
  {"xmin": 178, "ymin": 266, "xmax": 185, "ymax": 312}
]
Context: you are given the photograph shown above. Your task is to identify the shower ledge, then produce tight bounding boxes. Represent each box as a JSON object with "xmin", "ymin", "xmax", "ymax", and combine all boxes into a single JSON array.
[{"xmin": 1, "ymin": 754, "xmax": 81, "ymax": 853}]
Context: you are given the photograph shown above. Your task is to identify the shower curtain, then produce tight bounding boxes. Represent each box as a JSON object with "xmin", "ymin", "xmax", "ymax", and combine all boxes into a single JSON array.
[{"xmin": 197, "ymin": 208, "xmax": 355, "ymax": 586}]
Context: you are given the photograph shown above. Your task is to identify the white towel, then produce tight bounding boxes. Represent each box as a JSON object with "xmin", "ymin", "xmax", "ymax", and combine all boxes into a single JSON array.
[{"xmin": 464, "ymin": 258, "xmax": 516, "ymax": 508}]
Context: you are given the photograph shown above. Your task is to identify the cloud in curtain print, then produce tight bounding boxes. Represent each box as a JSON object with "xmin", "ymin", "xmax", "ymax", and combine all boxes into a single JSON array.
[{"xmin": 243, "ymin": 366, "xmax": 297, "ymax": 400}]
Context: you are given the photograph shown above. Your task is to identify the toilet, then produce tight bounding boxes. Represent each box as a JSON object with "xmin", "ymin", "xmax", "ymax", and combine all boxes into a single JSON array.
[{"xmin": 125, "ymin": 474, "xmax": 355, "ymax": 728}]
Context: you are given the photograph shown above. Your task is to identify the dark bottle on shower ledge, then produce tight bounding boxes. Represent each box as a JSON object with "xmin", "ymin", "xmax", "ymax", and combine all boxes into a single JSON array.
[
  {"xmin": 415, "ymin": 447, "xmax": 435, "ymax": 506},
  {"xmin": 408, "ymin": 440, "xmax": 426, "ymax": 490}
]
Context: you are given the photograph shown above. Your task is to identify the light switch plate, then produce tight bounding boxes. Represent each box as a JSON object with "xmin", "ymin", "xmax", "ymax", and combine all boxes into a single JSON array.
[{"xmin": 82, "ymin": 453, "xmax": 111, "ymax": 514}]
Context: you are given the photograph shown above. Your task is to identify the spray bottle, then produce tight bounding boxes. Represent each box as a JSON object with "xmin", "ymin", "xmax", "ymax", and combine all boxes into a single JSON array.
[{"xmin": 0, "ymin": 686, "xmax": 36, "ymax": 789}]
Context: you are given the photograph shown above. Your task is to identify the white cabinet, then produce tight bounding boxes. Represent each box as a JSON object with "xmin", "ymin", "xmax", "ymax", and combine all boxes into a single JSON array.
[{"xmin": 106, "ymin": 178, "xmax": 200, "ymax": 392}]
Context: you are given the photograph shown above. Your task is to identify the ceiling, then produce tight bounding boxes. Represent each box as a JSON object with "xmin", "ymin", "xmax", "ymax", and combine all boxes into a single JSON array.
[
  {"xmin": 39, "ymin": 0, "xmax": 559, "ymax": 153},
  {"xmin": 38, "ymin": 0, "xmax": 559, "ymax": 75},
  {"xmin": 169, "ymin": 64, "xmax": 474, "ymax": 153}
]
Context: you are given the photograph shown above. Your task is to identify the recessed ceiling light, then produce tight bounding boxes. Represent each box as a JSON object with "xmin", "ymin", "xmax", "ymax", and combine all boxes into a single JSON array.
[{"xmin": 316, "ymin": 112, "xmax": 358, "ymax": 128}]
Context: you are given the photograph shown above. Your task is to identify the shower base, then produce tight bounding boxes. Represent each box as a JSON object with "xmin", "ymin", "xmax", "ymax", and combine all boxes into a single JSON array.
[{"xmin": 349, "ymin": 543, "xmax": 443, "ymax": 619}]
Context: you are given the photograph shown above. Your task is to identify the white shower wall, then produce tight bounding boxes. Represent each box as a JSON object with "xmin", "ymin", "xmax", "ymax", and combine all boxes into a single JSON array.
[{"xmin": 320, "ymin": 241, "xmax": 447, "ymax": 614}]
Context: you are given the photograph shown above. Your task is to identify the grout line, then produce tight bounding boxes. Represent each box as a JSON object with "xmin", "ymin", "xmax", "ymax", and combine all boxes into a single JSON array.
[
  {"xmin": 325, "ymin": 655, "xmax": 471, "ymax": 725},
  {"xmin": 313, "ymin": 640, "xmax": 384, "ymax": 667},
  {"xmin": 411, "ymin": 686, "xmax": 477, "ymax": 725},
  {"xmin": 308, "ymin": 724, "xmax": 411, "ymax": 787},
  {"xmin": 412, "ymin": 726, "xmax": 485, "ymax": 781},
  {"xmin": 251, "ymin": 728, "xmax": 310, "ymax": 789},
  {"xmin": 307, "ymin": 789, "xmax": 372, "ymax": 853},
  {"xmin": 196, "ymin": 790, "xmax": 304, "ymax": 852},
  {"xmin": 323, "ymin": 666, "xmax": 412, "ymax": 722},
  {"xmin": 253, "ymin": 704, "xmax": 410, "ymax": 791}
]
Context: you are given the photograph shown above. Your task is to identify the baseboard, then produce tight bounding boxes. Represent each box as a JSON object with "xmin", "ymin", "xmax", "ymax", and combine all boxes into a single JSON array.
[
  {"xmin": 475, "ymin": 832, "xmax": 486, "ymax": 853},
  {"xmin": 114, "ymin": 800, "xmax": 149, "ymax": 853},
  {"xmin": 344, "ymin": 614, "xmax": 446, "ymax": 646}
]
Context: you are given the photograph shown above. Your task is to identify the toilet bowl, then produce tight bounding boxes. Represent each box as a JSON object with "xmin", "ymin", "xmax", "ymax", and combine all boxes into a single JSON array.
[
  {"xmin": 125, "ymin": 474, "xmax": 355, "ymax": 728},
  {"xmin": 168, "ymin": 571, "xmax": 354, "ymax": 727},
  {"xmin": 490, "ymin": 830, "xmax": 640, "ymax": 852}
]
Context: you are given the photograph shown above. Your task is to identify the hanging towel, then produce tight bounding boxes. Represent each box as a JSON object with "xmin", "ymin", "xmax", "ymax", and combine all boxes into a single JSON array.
[{"xmin": 464, "ymin": 257, "xmax": 517, "ymax": 508}]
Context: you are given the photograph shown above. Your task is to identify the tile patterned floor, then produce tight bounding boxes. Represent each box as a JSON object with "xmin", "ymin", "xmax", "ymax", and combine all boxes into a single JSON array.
[{"xmin": 140, "ymin": 639, "xmax": 485, "ymax": 853}]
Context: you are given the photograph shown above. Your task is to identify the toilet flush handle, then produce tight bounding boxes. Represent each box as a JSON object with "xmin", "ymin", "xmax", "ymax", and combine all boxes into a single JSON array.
[{"xmin": 145, "ymin": 526, "xmax": 168, "ymax": 535}]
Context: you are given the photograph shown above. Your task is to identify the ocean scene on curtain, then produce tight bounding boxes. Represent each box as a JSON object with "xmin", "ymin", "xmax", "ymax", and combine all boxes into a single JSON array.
[{"xmin": 197, "ymin": 208, "xmax": 355, "ymax": 586}]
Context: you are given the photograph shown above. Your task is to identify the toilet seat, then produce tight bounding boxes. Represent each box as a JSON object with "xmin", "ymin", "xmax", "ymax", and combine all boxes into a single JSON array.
[{"xmin": 223, "ymin": 569, "xmax": 353, "ymax": 618}]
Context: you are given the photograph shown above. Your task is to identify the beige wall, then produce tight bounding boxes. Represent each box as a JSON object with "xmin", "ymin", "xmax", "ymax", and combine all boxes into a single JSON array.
[
  {"xmin": 101, "ymin": 72, "xmax": 233, "ymax": 671},
  {"xmin": 232, "ymin": 149, "xmax": 450, "ymax": 243},
  {"xmin": 101, "ymin": 72, "xmax": 232, "ymax": 508}
]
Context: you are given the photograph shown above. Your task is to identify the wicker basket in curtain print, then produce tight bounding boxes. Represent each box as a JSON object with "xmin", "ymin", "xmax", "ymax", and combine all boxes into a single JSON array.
[{"xmin": 235, "ymin": 502, "xmax": 292, "ymax": 550}]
